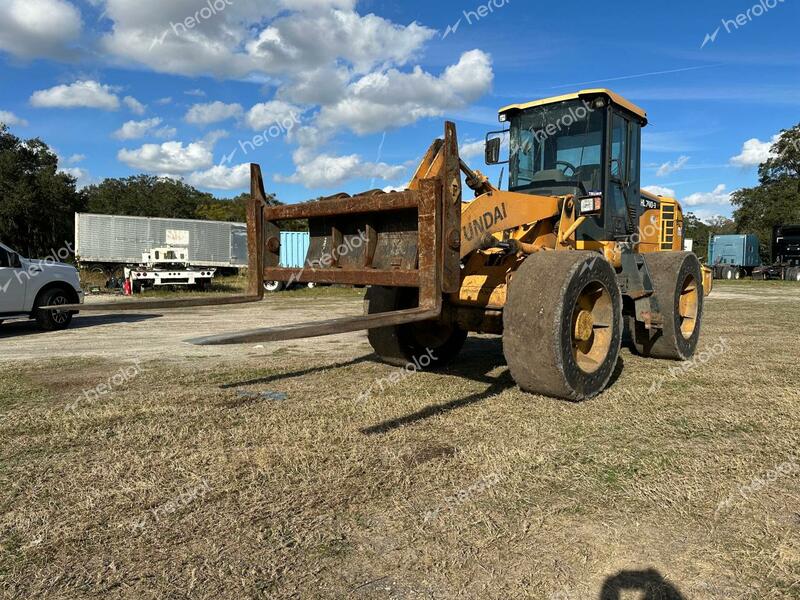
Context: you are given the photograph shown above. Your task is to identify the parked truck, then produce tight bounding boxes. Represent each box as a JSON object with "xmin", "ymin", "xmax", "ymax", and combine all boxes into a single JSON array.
[
  {"xmin": 753, "ymin": 224, "xmax": 800, "ymax": 281},
  {"xmin": 708, "ymin": 234, "xmax": 761, "ymax": 280},
  {"xmin": 75, "ymin": 213, "xmax": 250, "ymax": 275},
  {"xmin": 0, "ymin": 241, "xmax": 83, "ymax": 331}
]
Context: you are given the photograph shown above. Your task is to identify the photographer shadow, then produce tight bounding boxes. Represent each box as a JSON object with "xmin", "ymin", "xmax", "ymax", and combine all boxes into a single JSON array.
[{"xmin": 599, "ymin": 569, "xmax": 685, "ymax": 600}]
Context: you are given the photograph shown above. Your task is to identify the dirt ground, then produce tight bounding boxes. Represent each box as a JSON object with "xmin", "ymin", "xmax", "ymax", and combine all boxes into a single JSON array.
[{"xmin": 1, "ymin": 282, "xmax": 799, "ymax": 599}]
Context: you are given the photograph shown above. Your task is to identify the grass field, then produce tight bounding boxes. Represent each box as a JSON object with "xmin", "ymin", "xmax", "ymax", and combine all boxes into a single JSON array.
[{"xmin": 1, "ymin": 281, "xmax": 799, "ymax": 599}]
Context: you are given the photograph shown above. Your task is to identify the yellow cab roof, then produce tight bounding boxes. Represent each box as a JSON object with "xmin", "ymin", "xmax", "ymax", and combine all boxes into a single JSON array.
[{"xmin": 499, "ymin": 89, "xmax": 648, "ymax": 125}]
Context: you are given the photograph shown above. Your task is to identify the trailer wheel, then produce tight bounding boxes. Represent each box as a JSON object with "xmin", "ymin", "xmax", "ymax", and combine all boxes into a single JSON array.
[
  {"xmin": 263, "ymin": 280, "xmax": 284, "ymax": 293},
  {"xmin": 734, "ymin": 268, "xmax": 742, "ymax": 280},
  {"xmin": 503, "ymin": 252, "xmax": 622, "ymax": 401},
  {"xmin": 723, "ymin": 266, "xmax": 734, "ymax": 280},
  {"xmin": 364, "ymin": 286, "xmax": 467, "ymax": 369},
  {"xmin": 631, "ymin": 252, "xmax": 703, "ymax": 361}
]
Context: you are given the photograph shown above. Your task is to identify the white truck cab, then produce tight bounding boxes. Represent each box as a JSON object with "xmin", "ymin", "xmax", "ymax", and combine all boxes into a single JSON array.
[{"xmin": 0, "ymin": 241, "xmax": 84, "ymax": 331}]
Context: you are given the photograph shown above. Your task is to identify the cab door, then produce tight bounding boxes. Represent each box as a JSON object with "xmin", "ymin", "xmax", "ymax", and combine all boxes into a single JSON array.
[
  {"xmin": 606, "ymin": 112, "xmax": 642, "ymax": 238},
  {"xmin": 0, "ymin": 244, "xmax": 27, "ymax": 314}
]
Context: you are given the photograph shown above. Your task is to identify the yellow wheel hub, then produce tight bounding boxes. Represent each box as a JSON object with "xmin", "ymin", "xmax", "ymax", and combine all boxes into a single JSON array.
[{"xmin": 574, "ymin": 310, "xmax": 595, "ymax": 342}]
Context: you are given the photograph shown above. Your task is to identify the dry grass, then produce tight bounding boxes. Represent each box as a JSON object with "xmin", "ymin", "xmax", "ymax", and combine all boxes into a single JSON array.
[{"xmin": 1, "ymin": 281, "xmax": 799, "ymax": 599}]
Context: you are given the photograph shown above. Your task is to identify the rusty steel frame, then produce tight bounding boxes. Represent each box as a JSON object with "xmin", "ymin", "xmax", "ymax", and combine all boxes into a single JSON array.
[
  {"xmin": 189, "ymin": 178, "xmax": 445, "ymax": 345},
  {"xmin": 43, "ymin": 123, "xmax": 467, "ymax": 347}
]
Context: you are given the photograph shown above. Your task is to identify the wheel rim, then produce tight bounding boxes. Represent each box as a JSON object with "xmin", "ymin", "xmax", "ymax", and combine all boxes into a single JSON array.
[
  {"xmin": 570, "ymin": 281, "xmax": 613, "ymax": 374},
  {"xmin": 50, "ymin": 295, "xmax": 69, "ymax": 324},
  {"xmin": 263, "ymin": 281, "xmax": 280, "ymax": 292},
  {"xmin": 678, "ymin": 275, "xmax": 699, "ymax": 339}
]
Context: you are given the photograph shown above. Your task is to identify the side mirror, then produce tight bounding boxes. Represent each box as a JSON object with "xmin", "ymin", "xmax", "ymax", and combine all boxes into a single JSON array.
[{"xmin": 485, "ymin": 136, "xmax": 502, "ymax": 165}]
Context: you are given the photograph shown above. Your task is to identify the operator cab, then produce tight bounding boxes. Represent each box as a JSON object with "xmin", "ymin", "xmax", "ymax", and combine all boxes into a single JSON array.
[{"xmin": 487, "ymin": 89, "xmax": 647, "ymax": 242}]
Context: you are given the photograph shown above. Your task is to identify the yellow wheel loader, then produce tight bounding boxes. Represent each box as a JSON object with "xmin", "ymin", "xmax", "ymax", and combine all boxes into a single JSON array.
[{"xmin": 54, "ymin": 89, "xmax": 712, "ymax": 401}]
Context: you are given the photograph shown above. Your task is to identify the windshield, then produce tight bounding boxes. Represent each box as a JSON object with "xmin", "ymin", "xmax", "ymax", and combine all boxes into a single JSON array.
[{"xmin": 509, "ymin": 99, "xmax": 604, "ymax": 194}]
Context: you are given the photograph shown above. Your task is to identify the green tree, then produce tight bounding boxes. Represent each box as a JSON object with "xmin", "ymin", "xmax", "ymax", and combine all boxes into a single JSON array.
[
  {"xmin": 758, "ymin": 123, "xmax": 800, "ymax": 191},
  {"xmin": 0, "ymin": 124, "xmax": 85, "ymax": 258},
  {"xmin": 732, "ymin": 178, "xmax": 800, "ymax": 260},
  {"xmin": 83, "ymin": 175, "xmax": 215, "ymax": 219},
  {"xmin": 732, "ymin": 124, "xmax": 800, "ymax": 260},
  {"xmin": 684, "ymin": 213, "xmax": 735, "ymax": 261}
]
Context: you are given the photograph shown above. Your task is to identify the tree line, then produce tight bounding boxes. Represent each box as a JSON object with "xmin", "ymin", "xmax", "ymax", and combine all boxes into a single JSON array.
[
  {"xmin": 2, "ymin": 120, "xmax": 799, "ymax": 261},
  {"xmin": 0, "ymin": 124, "xmax": 296, "ymax": 259}
]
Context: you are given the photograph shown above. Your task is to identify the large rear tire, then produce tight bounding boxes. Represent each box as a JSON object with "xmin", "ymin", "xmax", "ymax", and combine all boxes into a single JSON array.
[
  {"xmin": 631, "ymin": 252, "xmax": 703, "ymax": 361},
  {"xmin": 364, "ymin": 287, "xmax": 467, "ymax": 369},
  {"xmin": 503, "ymin": 252, "xmax": 623, "ymax": 401}
]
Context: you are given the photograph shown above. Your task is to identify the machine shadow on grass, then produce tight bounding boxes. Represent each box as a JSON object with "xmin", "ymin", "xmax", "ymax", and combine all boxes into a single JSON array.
[
  {"xmin": 216, "ymin": 335, "xmax": 624, "ymax": 433},
  {"xmin": 0, "ymin": 313, "xmax": 160, "ymax": 338},
  {"xmin": 361, "ymin": 337, "xmax": 624, "ymax": 435},
  {"xmin": 598, "ymin": 569, "xmax": 686, "ymax": 599}
]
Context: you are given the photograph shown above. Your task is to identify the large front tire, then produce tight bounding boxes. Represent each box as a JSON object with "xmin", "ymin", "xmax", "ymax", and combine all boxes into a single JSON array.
[
  {"xmin": 503, "ymin": 252, "xmax": 623, "ymax": 401},
  {"xmin": 631, "ymin": 252, "xmax": 704, "ymax": 361},
  {"xmin": 364, "ymin": 287, "xmax": 467, "ymax": 369}
]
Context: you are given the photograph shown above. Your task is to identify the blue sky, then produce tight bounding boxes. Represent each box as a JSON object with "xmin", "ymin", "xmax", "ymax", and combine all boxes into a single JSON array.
[{"xmin": 0, "ymin": 0, "xmax": 798, "ymax": 221}]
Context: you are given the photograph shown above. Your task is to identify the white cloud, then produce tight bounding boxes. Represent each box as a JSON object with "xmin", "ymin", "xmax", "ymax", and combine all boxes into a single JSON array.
[
  {"xmin": 276, "ymin": 153, "xmax": 405, "ymax": 188},
  {"xmin": 245, "ymin": 101, "xmax": 302, "ymax": 130},
  {"xmin": 59, "ymin": 167, "xmax": 93, "ymax": 188},
  {"xmin": 656, "ymin": 155, "xmax": 690, "ymax": 177},
  {"xmin": 682, "ymin": 184, "xmax": 733, "ymax": 207},
  {"xmin": 85, "ymin": 3, "xmax": 494, "ymax": 191},
  {"xmin": 185, "ymin": 101, "xmax": 243, "ymax": 125},
  {"xmin": 0, "ymin": 110, "xmax": 29, "ymax": 127},
  {"xmin": 0, "ymin": 0, "xmax": 82, "ymax": 60},
  {"xmin": 113, "ymin": 117, "xmax": 173, "ymax": 140},
  {"xmin": 730, "ymin": 134, "xmax": 780, "ymax": 167},
  {"xmin": 123, "ymin": 96, "xmax": 146, "ymax": 115},
  {"xmin": 99, "ymin": 2, "xmax": 432, "ymax": 80},
  {"xmin": 185, "ymin": 89, "xmax": 207, "ymax": 97},
  {"xmin": 65, "ymin": 153, "xmax": 85, "ymax": 164},
  {"xmin": 156, "ymin": 97, "xmax": 173, "ymax": 105},
  {"xmin": 643, "ymin": 185, "xmax": 676, "ymax": 197},
  {"xmin": 118, "ymin": 141, "xmax": 214, "ymax": 173},
  {"xmin": 314, "ymin": 50, "xmax": 493, "ymax": 136},
  {"xmin": 459, "ymin": 140, "xmax": 486, "ymax": 160},
  {"xmin": 30, "ymin": 80, "xmax": 120, "ymax": 110},
  {"xmin": 245, "ymin": 9, "xmax": 435, "ymax": 75},
  {"xmin": 188, "ymin": 163, "xmax": 251, "ymax": 190}
]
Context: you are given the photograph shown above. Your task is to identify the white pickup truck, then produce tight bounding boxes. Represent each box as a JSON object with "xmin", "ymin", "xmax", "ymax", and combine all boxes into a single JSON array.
[{"xmin": 0, "ymin": 241, "xmax": 84, "ymax": 331}]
